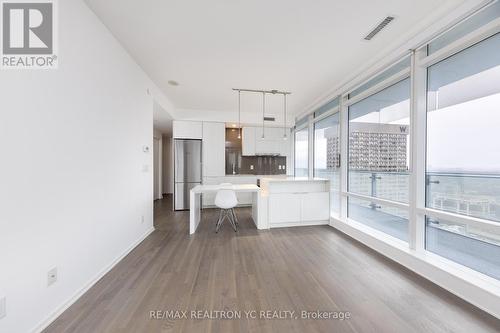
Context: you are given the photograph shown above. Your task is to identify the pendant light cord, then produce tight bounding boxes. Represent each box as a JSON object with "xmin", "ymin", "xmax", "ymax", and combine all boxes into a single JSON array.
[
  {"xmin": 283, "ymin": 94, "xmax": 287, "ymax": 139},
  {"xmin": 262, "ymin": 92, "xmax": 265, "ymax": 139},
  {"xmin": 238, "ymin": 91, "xmax": 241, "ymax": 139}
]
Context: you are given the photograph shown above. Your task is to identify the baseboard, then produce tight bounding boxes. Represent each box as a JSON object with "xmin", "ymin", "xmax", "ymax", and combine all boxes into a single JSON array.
[
  {"xmin": 270, "ymin": 220, "xmax": 329, "ymax": 228},
  {"xmin": 31, "ymin": 227, "xmax": 155, "ymax": 333}
]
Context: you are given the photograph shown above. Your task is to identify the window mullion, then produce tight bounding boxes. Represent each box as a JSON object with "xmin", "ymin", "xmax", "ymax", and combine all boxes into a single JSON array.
[{"xmin": 410, "ymin": 48, "xmax": 427, "ymax": 251}]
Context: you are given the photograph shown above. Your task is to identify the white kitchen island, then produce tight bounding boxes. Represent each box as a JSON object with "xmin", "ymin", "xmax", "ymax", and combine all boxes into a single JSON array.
[
  {"xmin": 189, "ymin": 178, "xmax": 330, "ymax": 234},
  {"xmin": 259, "ymin": 177, "xmax": 331, "ymax": 228},
  {"xmin": 189, "ymin": 184, "xmax": 264, "ymax": 234}
]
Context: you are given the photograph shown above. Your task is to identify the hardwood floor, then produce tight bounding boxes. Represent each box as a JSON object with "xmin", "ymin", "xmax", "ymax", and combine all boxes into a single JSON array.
[{"xmin": 45, "ymin": 196, "xmax": 500, "ymax": 333}]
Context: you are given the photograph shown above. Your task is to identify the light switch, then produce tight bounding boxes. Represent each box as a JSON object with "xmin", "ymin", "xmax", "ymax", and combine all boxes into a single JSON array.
[{"xmin": 48, "ymin": 267, "xmax": 58, "ymax": 286}]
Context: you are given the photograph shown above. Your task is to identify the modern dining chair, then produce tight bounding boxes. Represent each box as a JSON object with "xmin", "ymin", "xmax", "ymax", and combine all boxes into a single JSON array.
[{"xmin": 214, "ymin": 188, "xmax": 238, "ymax": 233}]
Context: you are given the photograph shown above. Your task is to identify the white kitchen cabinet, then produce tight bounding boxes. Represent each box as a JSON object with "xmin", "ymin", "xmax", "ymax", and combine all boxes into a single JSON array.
[
  {"xmin": 243, "ymin": 126, "xmax": 291, "ymax": 156},
  {"xmin": 269, "ymin": 193, "xmax": 301, "ymax": 224},
  {"xmin": 255, "ymin": 127, "xmax": 288, "ymax": 155},
  {"xmin": 255, "ymin": 127, "xmax": 283, "ymax": 140},
  {"xmin": 202, "ymin": 122, "xmax": 225, "ymax": 177},
  {"xmin": 173, "ymin": 120, "xmax": 202, "ymax": 139},
  {"xmin": 242, "ymin": 127, "xmax": 256, "ymax": 156},
  {"xmin": 301, "ymin": 192, "xmax": 330, "ymax": 221},
  {"xmin": 261, "ymin": 178, "xmax": 330, "ymax": 228}
]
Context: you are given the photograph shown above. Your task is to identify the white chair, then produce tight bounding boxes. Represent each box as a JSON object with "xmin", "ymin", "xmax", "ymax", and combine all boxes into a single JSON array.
[{"xmin": 214, "ymin": 188, "xmax": 239, "ymax": 233}]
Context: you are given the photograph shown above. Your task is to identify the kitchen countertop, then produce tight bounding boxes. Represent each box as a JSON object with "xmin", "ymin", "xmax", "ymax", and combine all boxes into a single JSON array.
[
  {"xmin": 223, "ymin": 174, "xmax": 288, "ymax": 178},
  {"xmin": 259, "ymin": 177, "xmax": 328, "ymax": 182}
]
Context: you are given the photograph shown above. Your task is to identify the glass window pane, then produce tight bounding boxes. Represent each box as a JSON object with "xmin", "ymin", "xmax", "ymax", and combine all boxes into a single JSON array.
[
  {"xmin": 428, "ymin": 1, "xmax": 500, "ymax": 55},
  {"xmin": 425, "ymin": 216, "xmax": 500, "ymax": 280},
  {"xmin": 314, "ymin": 113, "xmax": 340, "ymax": 215},
  {"xmin": 294, "ymin": 127, "xmax": 309, "ymax": 177},
  {"xmin": 348, "ymin": 78, "xmax": 411, "ymax": 204},
  {"xmin": 349, "ymin": 57, "xmax": 410, "ymax": 99},
  {"xmin": 314, "ymin": 96, "xmax": 340, "ymax": 118},
  {"xmin": 348, "ymin": 198, "xmax": 409, "ymax": 242},
  {"xmin": 426, "ymin": 33, "xmax": 500, "ymax": 222}
]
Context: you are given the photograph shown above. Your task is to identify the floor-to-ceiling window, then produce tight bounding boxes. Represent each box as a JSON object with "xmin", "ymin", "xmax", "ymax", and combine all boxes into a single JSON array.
[
  {"xmin": 347, "ymin": 77, "xmax": 411, "ymax": 242},
  {"xmin": 294, "ymin": 126, "xmax": 309, "ymax": 177},
  {"xmin": 425, "ymin": 32, "xmax": 500, "ymax": 280},
  {"xmin": 314, "ymin": 108, "xmax": 340, "ymax": 216},
  {"xmin": 293, "ymin": 0, "xmax": 500, "ymax": 295}
]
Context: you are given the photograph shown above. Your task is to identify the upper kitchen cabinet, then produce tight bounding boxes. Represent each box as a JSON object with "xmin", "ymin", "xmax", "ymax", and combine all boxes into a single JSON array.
[
  {"xmin": 242, "ymin": 126, "xmax": 290, "ymax": 156},
  {"xmin": 202, "ymin": 122, "xmax": 225, "ymax": 177},
  {"xmin": 256, "ymin": 127, "xmax": 289, "ymax": 156},
  {"xmin": 173, "ymin": 120, "xmax": 203, "ymax": 139},
  {"xmin": 242, "ymin": 127, "xmax": 256, "ymax": 156}
]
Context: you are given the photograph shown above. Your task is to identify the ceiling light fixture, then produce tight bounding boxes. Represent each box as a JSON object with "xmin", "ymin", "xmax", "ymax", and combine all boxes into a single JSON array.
[{"xmin": 232, "ymin": 88, "xmax": 291, "ymax": 141}]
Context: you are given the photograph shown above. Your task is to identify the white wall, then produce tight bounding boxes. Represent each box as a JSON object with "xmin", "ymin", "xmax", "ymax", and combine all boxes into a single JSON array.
[{"xmin": 0, "ymin": 0, "xmax": 173, "ymax": 332}]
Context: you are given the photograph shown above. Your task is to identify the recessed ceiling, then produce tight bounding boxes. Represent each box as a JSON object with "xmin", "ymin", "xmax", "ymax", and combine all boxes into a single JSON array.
[{"xmin": 84, "ymin": 0, "xmax": 465, "ymax": 117}]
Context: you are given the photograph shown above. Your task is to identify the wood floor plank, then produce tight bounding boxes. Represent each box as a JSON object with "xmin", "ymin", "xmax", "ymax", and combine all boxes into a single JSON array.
[{"xmin": 43, "ymin": 195, "xmax": 500, "ymax": 333}]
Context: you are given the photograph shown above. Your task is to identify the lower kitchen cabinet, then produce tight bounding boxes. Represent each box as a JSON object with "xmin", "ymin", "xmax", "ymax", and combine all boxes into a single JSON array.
[
  {"xmin": 301, "ymin": 192, "xmax": 330, "ymax": 221},
  {"xmin": 268, "ymin": 192, "xmax": 329, "ymax": 225},
  {"xmin": 268, "ymin": 193, "xmax": 302, "ymax": 224}
]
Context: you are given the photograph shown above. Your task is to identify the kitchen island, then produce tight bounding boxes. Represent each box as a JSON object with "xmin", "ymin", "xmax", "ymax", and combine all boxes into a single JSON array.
[
  {"xmin": 189, "ymin": 183, "xmax": 264, "ymax": 234},
  {"xmin": 189, "ymin": 177, "xmax": 330, "ymax": 234},
  {"xmin": 259, "ymin": 177, "xmax": 331, "ymax": 228}
]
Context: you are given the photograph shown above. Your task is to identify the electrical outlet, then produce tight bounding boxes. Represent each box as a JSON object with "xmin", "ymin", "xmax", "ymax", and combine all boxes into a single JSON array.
[
  {"xmin": 0, "ymin": 297, "xmax": 6, "ymax": 319},
  {"xmin": 250, "ymin": 165, "xmax": 254, "ymax": 170},
  {"xmin": 47, "ymin": 267, "xmax": 57, "ymax": 286},
  {"xmin": 141, "ymin": 215, "xmax": 145, "ymax": 224}
]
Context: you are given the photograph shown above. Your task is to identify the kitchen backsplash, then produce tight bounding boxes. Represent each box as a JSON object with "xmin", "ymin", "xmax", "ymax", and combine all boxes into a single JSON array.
[{"xmin": 226, "ymin": 128, "xmax": 287, "ymax": 175}]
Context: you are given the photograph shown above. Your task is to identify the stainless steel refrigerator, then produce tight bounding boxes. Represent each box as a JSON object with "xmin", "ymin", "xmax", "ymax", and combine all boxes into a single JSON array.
[{"xmin": 174, "ymin": 139, "xmax": 202, "ymax": 210}]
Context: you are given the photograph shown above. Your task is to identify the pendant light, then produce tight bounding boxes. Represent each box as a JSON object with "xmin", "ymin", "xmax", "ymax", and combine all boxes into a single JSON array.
[
  {"xmin": 262, "ymin": 92, "xmax": 266, "ymax": 139},
  {"xmin": 283, "ymin": 93, "xmax": 287, "ymax": 140},
  {"xmin": 237, "ymin": 90, "xmax": 241, "ymax": 139}
]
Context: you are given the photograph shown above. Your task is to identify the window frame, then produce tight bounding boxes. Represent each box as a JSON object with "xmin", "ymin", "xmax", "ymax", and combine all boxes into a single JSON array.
[
  {"xmin": 293, "ymin": 122, "xmax": 310, "ymax": 178},
  {"xmin": 345, "ymin": 71, "xmax": 412, "ymax": 243},
  {"xmin": 292, "ymin": 5, "xmax": 500, "ymax": 297},
  {"xmin": 313, "ymin": 107, "xmax": 341, "ymax": 216}
]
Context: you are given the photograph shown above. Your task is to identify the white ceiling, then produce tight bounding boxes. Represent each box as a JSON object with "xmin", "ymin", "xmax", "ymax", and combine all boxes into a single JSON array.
[{"xmin": 85, "ymin": 0, "xmax": 465, "ymax": 119}]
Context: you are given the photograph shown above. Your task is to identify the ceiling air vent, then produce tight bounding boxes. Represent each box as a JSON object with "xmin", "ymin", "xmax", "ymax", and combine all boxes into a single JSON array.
[
  {"xmin": 364, "ymin": 16, "xmax": 395, "ymax": 41},
  {"xmin": 264, "ymin": 116, "xmax": 275, "ymax": 122}
]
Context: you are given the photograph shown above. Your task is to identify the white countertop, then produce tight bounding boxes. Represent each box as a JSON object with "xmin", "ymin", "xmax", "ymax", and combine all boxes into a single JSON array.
[
  {"xmin": 223, "ymin": 174, "xmax": 288, "ymax": 178},
  {"xmin": 191, "ymin": 184, "xmax": 260, "ymax": 193},
  {"xmin": 259, "ymin": 177, "xmax": 329, "ymax": 182}
]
